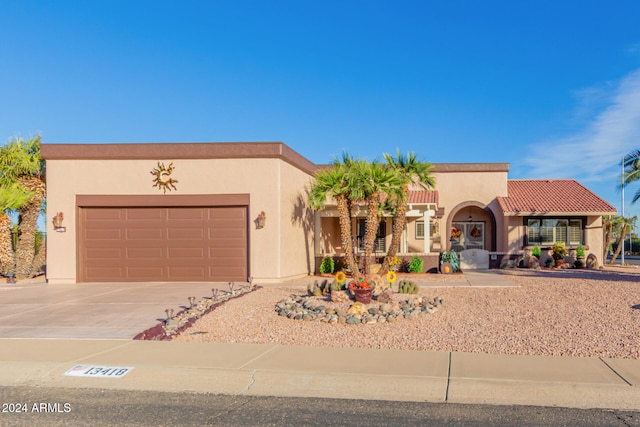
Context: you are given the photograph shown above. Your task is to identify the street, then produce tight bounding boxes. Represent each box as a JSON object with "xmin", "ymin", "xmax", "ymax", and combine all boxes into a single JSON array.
[{"xmin": 1, "ymin": 386, "xmax": 638, "ymax": 426}]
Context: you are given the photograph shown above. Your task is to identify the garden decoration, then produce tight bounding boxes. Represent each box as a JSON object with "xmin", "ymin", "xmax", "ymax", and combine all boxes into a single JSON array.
[
  {"xmin": 386, "ymin": 270, "xmax": 397, "ymax": 288},
  {"xmin": 335, "ymin": 271, "xmax": 346, "ymax": 289},
  {"xmin": 440, "ymin": 250, "xmax": 459, "ymax": 273},
  {"xmin": 389, "ymin": 256, "xmax": 401, "ymax": 271},
  {"xmin": 349, "ymin": 276, "xmax": 374, "ymax": 304},
  {"xmin": 150, "ymin": 162, "xmax": 178, "ymax": 193}
]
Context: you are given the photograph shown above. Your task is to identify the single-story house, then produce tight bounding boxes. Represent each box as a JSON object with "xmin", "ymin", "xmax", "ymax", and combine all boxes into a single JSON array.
[{"xmin": 41, "ymin": 142, "xmax": 616, "ymax": 284}]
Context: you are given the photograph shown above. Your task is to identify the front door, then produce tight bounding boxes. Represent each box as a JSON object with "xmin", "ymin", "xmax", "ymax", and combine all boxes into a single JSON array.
[{"xmin": 451, "ymin": 222, "xmax": 484, "ymax": 252}]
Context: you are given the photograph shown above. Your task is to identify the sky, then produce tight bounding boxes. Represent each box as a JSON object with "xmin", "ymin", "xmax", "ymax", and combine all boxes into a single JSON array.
[{"xmin": 2, "ymin": 1, "xmax": 640, "ymax": 219}]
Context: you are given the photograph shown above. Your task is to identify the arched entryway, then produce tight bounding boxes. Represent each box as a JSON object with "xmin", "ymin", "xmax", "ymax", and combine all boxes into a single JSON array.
[{"xmin": 445, "ymin": 201, "xmax": 497, "ymax": 252}]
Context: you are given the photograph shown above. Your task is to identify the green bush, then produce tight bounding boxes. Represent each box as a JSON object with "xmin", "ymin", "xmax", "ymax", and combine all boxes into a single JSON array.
[
  {"xmin": 398, "ymin": 280, "xmax": 419, "ymax": 294},
  {"xmin": 319, "ymin": 256, "xmax": 335, "ymax": 274},
  {"xmin": 531, "ymin": 245, "xmax": 541, "ymax": 259},
  {"xmin": 576, "ymin": 244, "xmax": 585, "ymax": 258},
  {"xmin": 408, "ymin": 255, "xmax": 423, "ymax": 273}
]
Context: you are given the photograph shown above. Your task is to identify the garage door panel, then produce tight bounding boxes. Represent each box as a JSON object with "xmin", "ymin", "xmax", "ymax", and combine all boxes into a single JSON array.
[
  {"xmin": 86, "ymin": 248, "xmax": 122, "ymax": 259},
  {"xmin": 168, "ymin": 247, "xmax": 205, "ymax": 259},
  {"xmin": 168, "ymin": 208, "xmax": 206, "ymax": 220},
  {"xmin": 126, "ymin": 208, "xmax": 164, "ymax": 220},
  {"xmin": 167, "ymin": 267, "xmax": 206, "ymax": 280},
  {"xmin": 167, "ymin": 228, "xmax": 204, "ymax": 239},
  {"xmin": 126, "ymin": 228, "xmax": 163, "ymax": 239},
  {"xmin": 85, "ymin": 267, "xmax": 125, "ymax": 281},
  {"xmin": 86, "ymin": 229, "xmax": 123, "ymax": 240},
  {"xmin": 85, "ymin": 209, "xmax": 124, "ymax": 220},
  {"xmin": 80, "ymin": 206, "xmax": 248, "ymax": 282},
  {"xmin": 127, "ymin": 267, "xmax": 165, "ymax": 279},
  {"xmin": 127, "ymin": 248, "xmax": 163, "ymax": 259}
]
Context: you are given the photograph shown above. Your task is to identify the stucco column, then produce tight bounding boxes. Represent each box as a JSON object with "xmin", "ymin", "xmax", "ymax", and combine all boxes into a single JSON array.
[
  {"xmin": 424, "ymin": 209, "xmax": 435, "ymax": 253},
  {"xmin": 314, "ymin": 212, "xmax": 321, "ymax": 256}
]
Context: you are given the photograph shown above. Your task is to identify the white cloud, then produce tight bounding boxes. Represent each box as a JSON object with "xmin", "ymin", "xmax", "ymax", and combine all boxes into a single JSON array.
[{"xmin": 525, "ymin": 68, "xmax": 640, "ymax": 183}]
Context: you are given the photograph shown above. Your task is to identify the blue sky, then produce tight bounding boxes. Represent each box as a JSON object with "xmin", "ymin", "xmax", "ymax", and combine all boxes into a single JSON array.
[{"xmin": 2, "ymin": 1, "xmax": 640, "ymax": 219}]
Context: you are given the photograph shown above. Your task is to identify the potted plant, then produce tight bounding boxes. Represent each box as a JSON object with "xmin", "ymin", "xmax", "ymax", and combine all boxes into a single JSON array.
[
  {"xmin": 574, "ymin": 244, "xmax": 586, "ymax": 269},
  {"xmin": 531, "ymin": 245, "xmax": 541, "ymax": 259},
  {"xmin": 348, "ymin": 276, "xmax": 373, "ymax": 304},
  {"xmin": 551, "ymin": 242, "xmax": 567, "ymax": 267}
]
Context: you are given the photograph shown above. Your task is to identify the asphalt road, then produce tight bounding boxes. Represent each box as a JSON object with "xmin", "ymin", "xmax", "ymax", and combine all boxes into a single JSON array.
[{"xmin": 1, "ymin": 386, "xmax": 638, "ymax": 427}]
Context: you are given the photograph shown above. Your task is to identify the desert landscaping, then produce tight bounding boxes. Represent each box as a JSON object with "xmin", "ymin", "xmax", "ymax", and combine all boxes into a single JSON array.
[{"xmin": 173, "ymin": 268, "xmax": 640, "ymax": 360}]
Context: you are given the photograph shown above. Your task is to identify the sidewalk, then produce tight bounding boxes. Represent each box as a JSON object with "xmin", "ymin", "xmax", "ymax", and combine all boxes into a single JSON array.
[{"xmin": 0, "ymin": 338, "xmax": 638, "ymax": 410}]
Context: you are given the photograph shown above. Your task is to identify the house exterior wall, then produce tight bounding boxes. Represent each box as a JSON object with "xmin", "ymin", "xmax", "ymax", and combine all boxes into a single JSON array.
[
  {"xmin": 44, "ymin": 151, "xmax": 314, "ymax": 284},
  {"xmin": 432, "ymin": 164, "xmax": 508, "ymax": 252}
]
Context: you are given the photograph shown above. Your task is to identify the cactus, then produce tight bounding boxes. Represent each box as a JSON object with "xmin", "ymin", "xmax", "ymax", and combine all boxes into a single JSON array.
[{"xmin": 398, "ymin": 280, "xmax": 419, "ymax": 294}]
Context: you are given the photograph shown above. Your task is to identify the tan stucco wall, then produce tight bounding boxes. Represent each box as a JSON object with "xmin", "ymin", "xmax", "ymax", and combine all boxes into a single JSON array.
[
  {"xmin": 433, "ymin": 169, "xmax": 507, "ymax": 252},
  {"xmin": 45, "ymin": 157, "xmax": 313, "ymax": 283}
]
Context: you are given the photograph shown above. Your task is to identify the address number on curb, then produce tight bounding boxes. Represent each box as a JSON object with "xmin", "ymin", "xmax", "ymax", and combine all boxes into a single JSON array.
[{"xmin": 64, "ymin": 365, "xmax": 134, "ymax": 378}]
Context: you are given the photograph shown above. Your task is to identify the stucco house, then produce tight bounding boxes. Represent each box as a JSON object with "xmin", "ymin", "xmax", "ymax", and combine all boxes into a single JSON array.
[{"xmin": 41, "ymin": 142, "xmax": 616, "ymax": 284}]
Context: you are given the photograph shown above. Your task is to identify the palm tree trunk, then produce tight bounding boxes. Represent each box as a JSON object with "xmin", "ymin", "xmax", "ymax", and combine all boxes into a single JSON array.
[
  {"xmin": 336, "ymin": 194, "xmax": 360, "ymax": 278},
  {"xmin": 608, "ymin": 224, "xmax": 627, "ymax": 265},
  {"xmin": 0, "ymin": 213, "xmax": 14, "ymax": 276},
  {"xmin": 15, "ymin": 197, "xmax": 41, "ymax": 279},
  {"xmin": 362, "ymin": 193, "xmax": 381, "ymax": 274},
  {"xmin": 380, "ymin": 187, "xmax": 409, "ymax": 274}
]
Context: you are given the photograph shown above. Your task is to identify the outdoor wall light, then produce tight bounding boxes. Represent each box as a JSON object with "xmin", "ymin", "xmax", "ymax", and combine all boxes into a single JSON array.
[
  {"xmin": 53, "ymin": 212, "xmax": 66, "ymax": 232},
  {"xmin": 256, "ymin": 211, "xmax": 266, "ymax": 229}
]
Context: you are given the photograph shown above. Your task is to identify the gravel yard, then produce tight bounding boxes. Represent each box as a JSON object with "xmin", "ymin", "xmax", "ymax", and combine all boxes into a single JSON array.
[{"xmin": 174, "ymin": 268, "xmax": 640, "ymax": 359}]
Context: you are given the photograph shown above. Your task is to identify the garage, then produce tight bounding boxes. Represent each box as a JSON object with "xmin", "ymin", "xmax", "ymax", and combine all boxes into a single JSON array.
[{"xmin": 77, "ymin": 197, "xmax": 249, "ymax": 283}]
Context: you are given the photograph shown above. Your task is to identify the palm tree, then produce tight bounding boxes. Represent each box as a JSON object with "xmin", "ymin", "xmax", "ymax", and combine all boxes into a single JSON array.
[
  {"xmin": 379, "ymin": 150, "xmax": 435, "ymax": 275},
  {"xmin": 621, "ymin": 149, "xmax": 640, "ymax": 202},
  {"xmin": 349, "ymin": 161, "xmax": 399, "ymax": 274},
  {"xmin": 0, "ymin": 183, "xmax": 34, "ymax": 276},
  {"xmin": 0, "ymin": 136, "xmax": 46, "ymax": 279},
  {"xmin": 607, "ymin": 215, "xmax": 637, "ymax": 265},
  {"xmin": 308, "ymin": 153, "xmax": 361, "ymax": 278}
]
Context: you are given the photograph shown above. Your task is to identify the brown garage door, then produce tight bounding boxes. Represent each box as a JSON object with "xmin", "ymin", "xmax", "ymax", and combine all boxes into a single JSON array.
[{"xmin": 79, "ymin": 206, "xmax": 248, "ymax": 282}]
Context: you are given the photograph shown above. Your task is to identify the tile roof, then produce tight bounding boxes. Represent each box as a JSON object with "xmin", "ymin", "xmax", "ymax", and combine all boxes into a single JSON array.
[
  {"xmin": 497, "ymin": 179, "xmax": 617, "ymax": 215},
  {"xmin": 408, "ymin": 190, "xmax": 438, "ymax": 204}
]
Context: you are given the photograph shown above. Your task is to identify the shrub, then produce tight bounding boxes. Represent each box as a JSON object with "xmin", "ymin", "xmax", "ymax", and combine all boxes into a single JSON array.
[
  {"xmin": 319, "ymin": 256, "xmax": 335, "ymax": 274},
  {"xmin": 408, "ymin": 255, "xmax": 424, "ymax": 273},
  {"xmin": 576, "ymin": 244, "xmax": 585, "ymax": 259},
  {"xmin": 398, "ymin": 280, "xmax": 419, "ymax": 294},
  {"xmin": 531, "ymin": 245, "xmax": 541, "ymax": 259},
  {"xmin": 545, "ymin": 258, "xmax": 554, "ymax": 267},
  {"xmin": 551, "ymin": 242, "xmax": 567, "ymax": 260}
]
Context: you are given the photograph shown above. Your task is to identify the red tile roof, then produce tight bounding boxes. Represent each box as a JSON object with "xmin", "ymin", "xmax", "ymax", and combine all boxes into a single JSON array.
[
  {"xmin": 497, "ymin": 179, "xmax": 616, "ymax": 215},
  {"xmin": 408, "ymin": 190, "xmax": 438, "ymax": 204}
]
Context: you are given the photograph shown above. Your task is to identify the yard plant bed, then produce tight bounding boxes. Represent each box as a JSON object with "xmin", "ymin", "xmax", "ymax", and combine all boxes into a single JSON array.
[{"xmin": 173, "ymin": 268, "xmax": 640, "ymax": 359}]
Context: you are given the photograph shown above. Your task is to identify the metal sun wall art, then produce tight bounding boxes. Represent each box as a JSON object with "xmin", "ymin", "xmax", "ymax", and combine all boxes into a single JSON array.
[{"xmin": 151, "ymin": 162, "xmax": 178, "ymax": 193}]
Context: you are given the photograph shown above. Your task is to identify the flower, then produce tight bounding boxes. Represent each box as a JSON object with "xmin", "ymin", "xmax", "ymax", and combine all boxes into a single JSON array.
[
  {"xmin": 389, "ymin": 256, "xmax": 401, "ymax": 267},
  {"xmin": 335, "ymin": 271, "xmax": 346, "ymax": 284},
  {"xmin": 386, "ymin": 271, "xmax": 397, "ymax": 283},
  {"xmin": 349, "ymin": 276, "xmax": 372, "ymax": 291}
]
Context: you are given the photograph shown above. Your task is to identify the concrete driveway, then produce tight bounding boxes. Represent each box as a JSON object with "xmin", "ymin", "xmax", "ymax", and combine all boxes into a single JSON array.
[{"xmin": 0, "ymin": 278, "xmax": 234, "ymax": 339}]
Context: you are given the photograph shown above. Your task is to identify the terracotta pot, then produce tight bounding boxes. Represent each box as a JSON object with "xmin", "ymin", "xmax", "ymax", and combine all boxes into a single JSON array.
[
  {"xmin": 354, "ymin": 288, "xmax": 373, "ymax": 304},
  {"xmin": 554, "ymin": 259, "xmax": 564, "ymax": 267}
]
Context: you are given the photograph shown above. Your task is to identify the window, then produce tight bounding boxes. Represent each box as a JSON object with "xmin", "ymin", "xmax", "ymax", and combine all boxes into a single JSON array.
[
  {"xmin": 527, "ymin": 218, "xmax": 583, "ymax": 246},
  {"xmin": 356, "ymin": 218, "xmax": 386, "ymax": 252},
  {"xmin": 416, "ymin": 221, "xmax": 425, "ymax": 239},
  {"xmin": 415, "ymin": 220, "xmax": 436, "ymax": 240}
]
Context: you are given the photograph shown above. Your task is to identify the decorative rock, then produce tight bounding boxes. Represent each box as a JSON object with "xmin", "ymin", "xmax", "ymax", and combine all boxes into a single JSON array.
[
  {"xmin": 380, "ymin": 303, "xmax": 392, "ymax": 314},
  {"xmin": 346, "ymin": 316, "xmax": 361, "ymax": 324},
  {"xmin": 368, "ymin": 307, "xmax": 378, "ymax": 315},
  {"xmin": 377, "ymin": 289, "xmax": 393, "ymax": 304},
  {"xmin": 331, "ymin": 291, "xmax": 349, "ymax": 303},
  {"xmin": 586, "ymin": 254, "xmax": 599, "ymax": 270},
  {"xmin": 528, "ymin": 256, "xmax": 540, "ymax": 269},
  {"xmin": 348, "ymin": 302, "xmax": 369, "ymax": 315}
]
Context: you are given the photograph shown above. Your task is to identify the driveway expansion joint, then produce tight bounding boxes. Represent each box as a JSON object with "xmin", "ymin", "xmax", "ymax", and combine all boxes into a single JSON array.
[{"xmin": 599, "ymin": 357, "xmax": 633, "ymax": 386}]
